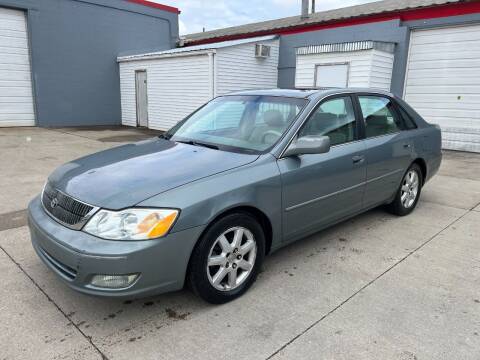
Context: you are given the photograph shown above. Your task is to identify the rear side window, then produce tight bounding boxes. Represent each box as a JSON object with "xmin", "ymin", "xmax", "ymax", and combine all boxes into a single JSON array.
[
  {"xmin": 358, "ymin": 96, "xmax": 404, "ymax": 138},
  {"xmin": 396, "ymin": 104, "xmax": 418, "ymax": 130}
]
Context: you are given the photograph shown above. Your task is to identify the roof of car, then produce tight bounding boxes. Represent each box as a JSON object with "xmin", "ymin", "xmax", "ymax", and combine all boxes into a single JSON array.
[{"xmin": 223, "ymin": 88, "xmax": 394, "ymax": 99}]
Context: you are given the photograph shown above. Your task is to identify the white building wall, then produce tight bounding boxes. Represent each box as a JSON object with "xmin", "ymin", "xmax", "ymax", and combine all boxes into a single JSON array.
[
  {"xmin": 295, "ymin": 49, "xmax": 394, "ymax": 91},
  {"xmin": 119, "ymin": 53, "xmax": 212, "ymax": 130},
  {"xmin": 369, "ymin": 50, "xmax": 394, "ymax": 90},
  {"xmin": 215, "ymin": 39, "xmax": 279, "ymax": 95}
]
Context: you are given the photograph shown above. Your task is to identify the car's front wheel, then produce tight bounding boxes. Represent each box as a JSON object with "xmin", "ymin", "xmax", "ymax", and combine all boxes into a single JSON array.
[
  {"xmin": 188, "ymin": 212, "xmax": 265, "ymax": 304},
  {"xmin": 387, "ymin": 163, "xmax": 423, "ymax": 216}
]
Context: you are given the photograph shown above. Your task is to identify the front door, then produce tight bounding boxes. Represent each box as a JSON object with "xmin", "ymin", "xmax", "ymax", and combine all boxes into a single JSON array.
[
  {"xmin": 135, "ymin": 70, "xmax": 148, "ymax": 127},
  {"xmin": 278, "ymin": 95, "xmax": 367, "ymax": 242}
]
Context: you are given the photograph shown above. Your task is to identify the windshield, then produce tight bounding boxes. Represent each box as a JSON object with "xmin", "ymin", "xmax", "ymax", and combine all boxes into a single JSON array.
[{"xmin": 166, "ymin": 95, "xmax": 308, "ymax": 153}]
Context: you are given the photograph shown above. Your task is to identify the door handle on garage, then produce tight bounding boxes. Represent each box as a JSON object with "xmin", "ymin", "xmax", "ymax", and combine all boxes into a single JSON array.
[{"xmin": 352, "ymin": 155, "xmax": 365, "ymax": 164}]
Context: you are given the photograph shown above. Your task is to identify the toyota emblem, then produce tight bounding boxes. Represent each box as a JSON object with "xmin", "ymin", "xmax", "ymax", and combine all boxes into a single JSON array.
[{"xmin": 50, "ymin": 198, "xmax": 59, "ymax": 208}]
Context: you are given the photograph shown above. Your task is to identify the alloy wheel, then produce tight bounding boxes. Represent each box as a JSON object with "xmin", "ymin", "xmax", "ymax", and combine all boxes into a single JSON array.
[
  {"xmin": 206, "ymin": 226, "xmax": 257, "ymax": 292},
  {"xmin": 400, "ymin": 169, "xmax": 420, "ymax": 208}
]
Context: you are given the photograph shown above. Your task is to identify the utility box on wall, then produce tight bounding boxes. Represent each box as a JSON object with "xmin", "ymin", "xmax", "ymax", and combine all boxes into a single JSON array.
[{"xmin": 295, "ymin": 41, "xmax": 395, "ymax": 91}]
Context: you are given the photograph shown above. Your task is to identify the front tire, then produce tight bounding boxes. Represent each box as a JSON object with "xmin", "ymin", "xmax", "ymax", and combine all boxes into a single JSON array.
[
  {"xmin": 188, "ymin": 212, "xmax": 265, "ymax": 304},
  {"xmin": 387, "ymin": 163, "xmax": 423, "ymax": 216}
]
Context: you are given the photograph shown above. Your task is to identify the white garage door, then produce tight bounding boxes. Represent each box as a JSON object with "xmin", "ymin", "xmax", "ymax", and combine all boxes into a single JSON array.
[
  {"xmin": 0, "ymin": 7, "xmax": 35, "ymax": 127},
  {"xmin": 404, "ymin": 24, "xmax": 480, "ymax": 152}
]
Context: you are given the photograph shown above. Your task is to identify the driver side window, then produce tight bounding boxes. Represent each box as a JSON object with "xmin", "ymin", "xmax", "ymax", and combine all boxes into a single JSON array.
[{"xmin": 299, "ymin": 96, "xmax": 356, "ymax": 146}]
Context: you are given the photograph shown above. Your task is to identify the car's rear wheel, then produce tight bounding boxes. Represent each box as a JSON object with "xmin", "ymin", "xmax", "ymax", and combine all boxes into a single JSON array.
[
  {"xmin": 188, "ymin": 212, "xmax": 265, "ymax": 304},
  {"xmin": 387, "ymin": 163, "xmax": 423, "ymax": 216}
]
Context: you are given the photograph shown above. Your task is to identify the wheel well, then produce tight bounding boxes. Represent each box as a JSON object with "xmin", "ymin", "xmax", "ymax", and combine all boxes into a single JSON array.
[
  {"xmin": 204, "ymin": 206, "xmax": 273, "ymax": 256},
  {"xmin": 412, "ymin": 158, "xmax": 427, "ymax": 184}
]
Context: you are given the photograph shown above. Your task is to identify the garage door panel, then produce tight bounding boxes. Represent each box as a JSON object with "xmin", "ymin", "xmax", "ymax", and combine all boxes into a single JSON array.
[
  {"xmin": 0, "ymin": 103, "xmax": 36, "ymax": 113},
  {"xmin": 410, "ymin": 100, "xmax": 480, "ymax": 110},
  {"xmin": 0, "ymin": 20, "xmax": 27, "ymax": 33},
  {"xmin": 409, "ymin": 50, "xmax": 480, "ymax": 62},
  {"xmin": 0, "ymin": 52, "xmax": 30, "ymax": 65},
  {"xmin": 0, "ymin": 69, "xmax": 31, "ymax": 81},
  {"xmin": 410, "ymin": 28, "xmax": 480, "ymax": 45},
  {"xmin": 407, "ymin": 67, "xmax": 480, "ymax": 79},
  {"xmin": 0, "ymin": 113, "xmax": 34, "ymax": 121},
  {"xmin": 0, "ymin": 35, "xmax": 28, "ymax": 48},
  {"xmin": 422, "ymin": 116, "xmax": 480, "ymax": 129},
  {"xmin": 405, "ymin": 84, "xmax": 480, "ymax": 94},
  {"xmin": 405, "ymin": 24, "xmax": 480, "ymax": 152},
  {"xmin": 0, "ymin": 46, "xmax": 29, "ymax": 55},
  {"xmin": 0, "ymin": 7, "xmax": 35, "ymax": 127},
  {"xmin": 412, "ymin": 108, "xmax": 480, "ymax": 120},
  {"xmin": 407, "ymin": 59, "xmax": 480, "ymax": 70},
  {"xmin": 409, "ymin": 42, "xmax": 480, "ymax": 55},
  {"xmin": 406, "ymin": 76, "xmax": 480, "ymax": 86}
]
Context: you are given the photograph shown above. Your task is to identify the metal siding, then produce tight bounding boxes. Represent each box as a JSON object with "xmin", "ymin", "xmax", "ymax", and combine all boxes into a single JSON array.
[
  {"xmin": 0, "ymin": 7, "xmax": 35, "ymax": 126},
  {"xmin": 215, "ymin": 39, "xmax": 279, "ymax": 95},
  {"xmin": 370, "ymin": 50, "xmax": 395, "ymax": 90},
  {"xmin": 120, "ymin": 54, "xmax": 211, "ymax": 131},
  {"xmin": 405, "ymin": 24, "xmax": 480, "ymax": 152},
  {"xmin": 295, "ymin": 49, "xmax": 393, "ymax": 91}
]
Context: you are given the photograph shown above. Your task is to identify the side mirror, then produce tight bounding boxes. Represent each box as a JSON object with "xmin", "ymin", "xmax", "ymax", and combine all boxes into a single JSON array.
[{"xmin": 283, "ymin": 135, "xmax": 331, "ymax": 157}]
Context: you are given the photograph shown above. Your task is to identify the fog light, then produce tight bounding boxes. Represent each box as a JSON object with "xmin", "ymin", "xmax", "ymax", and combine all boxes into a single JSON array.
[{"xmin": 90, "ymin": 274, "xmax": 139, "ymax": 289}]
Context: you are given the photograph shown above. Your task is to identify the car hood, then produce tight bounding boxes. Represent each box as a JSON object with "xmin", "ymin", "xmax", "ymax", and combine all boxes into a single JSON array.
[{"xmin": 48, "ymin": 138, "xmax": 259, "ymax": 209}]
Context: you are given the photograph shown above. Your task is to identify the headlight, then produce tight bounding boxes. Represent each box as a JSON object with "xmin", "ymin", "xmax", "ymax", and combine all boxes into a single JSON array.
[{"xmin": 83, "ymin": 208, "xmax": 179, "ymax": 240}]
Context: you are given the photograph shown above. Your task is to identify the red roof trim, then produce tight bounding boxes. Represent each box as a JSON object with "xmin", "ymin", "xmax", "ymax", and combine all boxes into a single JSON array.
[
  {"xmin": 126, "ymin": 0, "xmax": 180, "ymax": 14},
  {"xmin": 186, "ymin": 1, "xmax": 480, "ymax": 45}
]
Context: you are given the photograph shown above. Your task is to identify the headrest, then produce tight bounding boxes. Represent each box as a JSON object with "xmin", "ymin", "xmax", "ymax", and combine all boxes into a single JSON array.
[
  {"xmin": 366, "ymin": 115, "xmax": 388, "ymax": 126},
  {"xmin": 312, "ymin": 112, "xmax": 337, "ymax": 131},
  {"xmin": 263, "ymin": 110, "xmax": 284, "ymax": 127},
  {"xmin": 313, "ymin": 112, "xmax": 337, "ymax": 122}
]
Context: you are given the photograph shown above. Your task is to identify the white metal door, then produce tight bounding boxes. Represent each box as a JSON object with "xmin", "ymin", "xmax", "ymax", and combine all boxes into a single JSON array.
[
  {"xmin": 135, "ymin": 70, "xmax": 148, "ymax": 127},
  {"xmin": 0, "ymin": 7, "xmax": 35, "ymax": 127},
  {"xmin": 404, "ymin": 24, "xmax": 480, "ymax": 152},
  {"xmin": 315, "ymin": 63, "xmax": 349, "ymax": 88}
]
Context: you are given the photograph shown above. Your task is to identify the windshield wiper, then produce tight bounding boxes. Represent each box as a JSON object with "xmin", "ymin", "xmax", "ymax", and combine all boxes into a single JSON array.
[{"xmin": 175, "ymin": 139, "xmax": 219, "ymax": 150}]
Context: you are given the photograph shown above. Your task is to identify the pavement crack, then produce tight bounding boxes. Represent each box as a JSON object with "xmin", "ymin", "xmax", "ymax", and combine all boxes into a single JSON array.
[
  {"xmin": 265, "ymin": 209, "xmax": 472, "ymax": 360},
  {"xmin": 0, "ymin": 244, "xmax": 109, "ymax": 360}
]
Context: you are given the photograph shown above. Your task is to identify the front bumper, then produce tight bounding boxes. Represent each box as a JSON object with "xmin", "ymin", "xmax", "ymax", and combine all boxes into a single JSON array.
[{"xmin": 28, "ymin": 196, "xmax": 205, "ymax": 298}]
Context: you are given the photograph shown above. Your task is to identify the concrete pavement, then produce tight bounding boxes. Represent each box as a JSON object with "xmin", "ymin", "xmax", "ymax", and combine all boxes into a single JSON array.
[{"xmin": 0, "ymin": 127, "xmax": 479, "ymax": 360}]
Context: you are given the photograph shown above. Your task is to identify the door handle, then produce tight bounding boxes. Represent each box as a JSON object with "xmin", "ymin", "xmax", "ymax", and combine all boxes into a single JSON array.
[
  {"xmin": 352, "ymin": 155, "xmax": 365, "ymax": 164},
  {"xmin": 403, "ymin": 143, "xmax": 411, "ymax": 149}
]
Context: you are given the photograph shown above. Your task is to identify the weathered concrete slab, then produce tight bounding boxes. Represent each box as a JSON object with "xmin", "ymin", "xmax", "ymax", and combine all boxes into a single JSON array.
[
  {"xmin": 438, "ymin": 151, "xmax": 480, "ymax": 181},
  {"xmin": 1, "ymin": 127, "xmax": 479, "ymax": 360},
  {"xmin": 271, "ymin": 210, "xmax": 480, "ymax": 360},
  {"xmin": 422, "ymin": 175, "xmax": 480, "ymax": 210},
  {"xmin": 0, "ymin": 201, "xmax": 465, "ymax": 359},
  {"xmin": 0, "ymin": 250, "xmax": 102, "ymax": 360},
  {"xmin": 0, "ymin": 128, "xmax": 131, "ymax": 213}
]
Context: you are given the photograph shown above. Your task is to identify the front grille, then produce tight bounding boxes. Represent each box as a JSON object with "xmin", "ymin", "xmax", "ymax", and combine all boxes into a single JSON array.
[
  {"xmin": 39, "ymin": 246, "xmax": 77, "ymax": 281},
  {"xmin": 42, "ymin": 182, "xmax": 96, "ymax": 229}
]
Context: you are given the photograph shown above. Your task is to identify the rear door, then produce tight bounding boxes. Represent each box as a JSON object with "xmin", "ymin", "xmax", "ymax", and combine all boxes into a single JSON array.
[
  {"xmin": 356, "ymin": 94, "xmax": 413, "ymax": 209},
  {"xmin": 278, "ymin": 95, "xmax": 367, "ymax": 242}
]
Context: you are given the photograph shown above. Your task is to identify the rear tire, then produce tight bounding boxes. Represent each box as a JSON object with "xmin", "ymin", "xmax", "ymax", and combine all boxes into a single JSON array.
[
  {"xmin": 188, "ymin": 212, "xmax": 265, "ymax": 304},
  {"xmin": 387, "ymin": 163, "xmax": 423, "ymax": 216}
]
